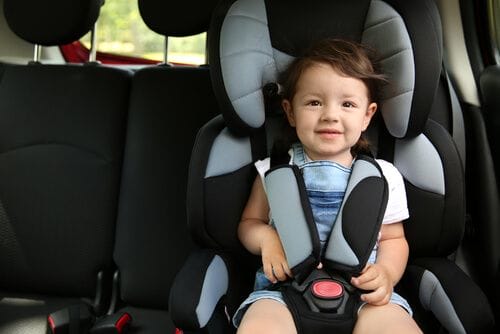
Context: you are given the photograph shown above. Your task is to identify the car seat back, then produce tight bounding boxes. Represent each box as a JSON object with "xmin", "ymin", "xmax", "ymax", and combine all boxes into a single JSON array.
[
  {"xmin": 0, "ymin": 0, "xmax": 131, "ymax": 298},
  {"xmin": 111, "ymin": 0, "xmax": 219, "ymax": 312}
]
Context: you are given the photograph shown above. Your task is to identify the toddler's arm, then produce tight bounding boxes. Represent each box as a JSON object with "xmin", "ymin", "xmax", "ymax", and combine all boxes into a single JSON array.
[
  {"xmin": 350, "ymin": 222, "xmax": 409, "ymax": 305},
  {"xmin": 238, "ymin": 177, "xmax": 292, "ymax": 283}
]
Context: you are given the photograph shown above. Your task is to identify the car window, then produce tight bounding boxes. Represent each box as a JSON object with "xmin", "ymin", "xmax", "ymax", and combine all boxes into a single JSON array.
[
  {"xmin": 489, "ymin": 0, "xmax": 500, "ymax": 63},
  {"xmin": 79, "ymin": 0, "xmax": 207, "ymax": 65}
]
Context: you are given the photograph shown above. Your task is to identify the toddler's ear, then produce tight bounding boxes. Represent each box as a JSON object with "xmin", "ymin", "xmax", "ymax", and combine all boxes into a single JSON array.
[
  {"xmin": 282, "ymin": 99, "xmax": 296, "ymax": 127},
  {"xmin": 363, "ymin": 102, "xmax": 377, "ymax": 131}
]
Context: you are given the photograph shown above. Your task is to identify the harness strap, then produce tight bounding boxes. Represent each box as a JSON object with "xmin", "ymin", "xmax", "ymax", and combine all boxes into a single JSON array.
[
  {"xmin": 264, "ymin": 149, "xmax": 388, "ymax": 333},
  {"xmin": 264, "ymin": 164, "xmax": 320, "ymax": 283},
  {"xmin": 324, "ymin": 155, "xmax": 388, "ymax": 274},
  {"xmin": 264, "ymin": 154, "xmax": 388, "ymax": 279}
]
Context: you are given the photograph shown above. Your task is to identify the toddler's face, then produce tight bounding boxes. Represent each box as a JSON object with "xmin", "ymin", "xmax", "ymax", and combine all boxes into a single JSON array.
[{"xmin": 282, "ymin": 62, "xmax": 377, "ymax": 166}]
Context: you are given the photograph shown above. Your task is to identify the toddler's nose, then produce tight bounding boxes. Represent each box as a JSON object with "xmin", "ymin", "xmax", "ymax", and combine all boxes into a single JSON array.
[{"xmin": 321, "ymin": 105, "xmax": 340, "ymax": 121}]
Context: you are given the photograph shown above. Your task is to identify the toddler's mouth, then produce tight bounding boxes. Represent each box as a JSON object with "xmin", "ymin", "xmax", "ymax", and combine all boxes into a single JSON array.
[{"xmin": 316, "ymin": 129, "xmax": 342, "ymax": 134}]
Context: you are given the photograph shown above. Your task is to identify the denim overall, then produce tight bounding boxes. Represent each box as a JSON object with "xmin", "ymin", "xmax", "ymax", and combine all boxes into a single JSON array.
[
  {"xmin": 232, "ymin": 143, "xmax": 411, "ymax": 327},
  {"xmin": 290, "ymin": 143, "xmax": 351, "ymax": 255}
]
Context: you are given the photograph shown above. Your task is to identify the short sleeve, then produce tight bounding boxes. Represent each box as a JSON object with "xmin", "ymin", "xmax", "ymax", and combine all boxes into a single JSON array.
[
  {"xmin": 254, "ymin": 157, "xmax": 271, "ymax": 181},
  {"xmin": 376, "ymin": 159, "xmax": 410, "ymax": 224}
]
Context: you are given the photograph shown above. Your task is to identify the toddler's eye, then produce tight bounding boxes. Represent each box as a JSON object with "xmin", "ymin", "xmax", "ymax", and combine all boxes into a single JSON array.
[
  {"xmin": 307, "ymin": 100, "xmax": 321, "ymax": 106},
  {"xmin": 342, "ymin": 101, "xmax": 355, "ymax": 108}
]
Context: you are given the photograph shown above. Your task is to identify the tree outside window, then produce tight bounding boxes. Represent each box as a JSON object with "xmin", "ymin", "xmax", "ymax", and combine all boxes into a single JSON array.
[{"xmin": 81, "ymin": 0, "xmax": 206, "ymax": 65}]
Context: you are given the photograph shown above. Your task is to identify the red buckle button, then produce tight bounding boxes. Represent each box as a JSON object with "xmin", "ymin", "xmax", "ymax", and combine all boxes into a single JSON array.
[{"xmin": 311, "ymin": 280, "xmax": 343, "ymax": 299}]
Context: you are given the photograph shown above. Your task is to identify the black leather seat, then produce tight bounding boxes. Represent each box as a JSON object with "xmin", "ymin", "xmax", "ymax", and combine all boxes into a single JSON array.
[
  {"xmin": 0, "ymin": 0, "xmax": 131, "ymax": 332},
  {"xmin": 97, "ymin": 1, "xmax": 219, "ymax": 332}
]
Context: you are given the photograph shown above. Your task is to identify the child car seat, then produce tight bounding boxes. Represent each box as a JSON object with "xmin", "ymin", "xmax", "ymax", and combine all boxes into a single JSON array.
[{"xmin": 170, "ymin": 0, "xmax": 495, "ymax": 333}]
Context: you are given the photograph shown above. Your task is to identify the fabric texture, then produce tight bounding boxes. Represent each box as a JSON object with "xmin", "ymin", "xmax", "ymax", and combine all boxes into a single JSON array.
[
  {"xmin": 114, "ymin": 66, "xmax": 218, "ymax": 308},
  {"xmin": 0, "ymin": 64, "xmax": 131, "ymax": 295}
]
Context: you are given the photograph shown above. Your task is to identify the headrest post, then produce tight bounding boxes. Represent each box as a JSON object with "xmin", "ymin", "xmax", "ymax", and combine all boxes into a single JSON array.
[
  {"xmin": 163, "ymin": 36, "xmax": 169, "ymax": 65},
  {"xmin": 33, "ymin": 44, "xmax": 42, "ymax": 63},
  {"xmin": 89, "ymin": 23, "xmax": 98, "ymax": 62}
]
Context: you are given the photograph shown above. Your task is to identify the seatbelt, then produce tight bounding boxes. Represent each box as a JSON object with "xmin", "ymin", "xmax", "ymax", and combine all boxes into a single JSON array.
[
  {"xmin": 263, "ymin": 152, "xmax": 388, "ymax": 334},
  {"xmin": 443, "ymin": 66, "xmax": 466, "ymax": 171}
]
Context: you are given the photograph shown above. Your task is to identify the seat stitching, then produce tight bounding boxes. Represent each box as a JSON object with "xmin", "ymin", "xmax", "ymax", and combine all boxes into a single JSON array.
[
  {"xmin": 227, "ymin": 13, "xmax": 268, "ymax": 26},
  {"xmin": 364, "ymin": 16, "xmax": 399, "ymax": 32},
  {"xmin": 222, "ymin": 49, "xmax": 274, "ymax": 60}
]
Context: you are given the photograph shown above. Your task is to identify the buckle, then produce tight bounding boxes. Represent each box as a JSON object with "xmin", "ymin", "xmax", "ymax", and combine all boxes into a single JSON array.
[
  {"xmin": 305, "ymin": 278, "xmax": 346, "ymax": 312},
  {"xmin": 90, "ymin": 312, "xmax": 132, "ymax": 333},
  {"xmin": 47, "ymin": 304, "xmax": 94, "ymax": 334},
  {"xmin": 311, "ymin": 280, "xmax": 344, "ymax": 299}
]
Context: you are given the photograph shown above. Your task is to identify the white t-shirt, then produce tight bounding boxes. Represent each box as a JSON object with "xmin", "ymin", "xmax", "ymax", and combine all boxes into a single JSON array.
[{"xmin": 255, "ymin": 157, "xmax": 409, "ymax": 225}]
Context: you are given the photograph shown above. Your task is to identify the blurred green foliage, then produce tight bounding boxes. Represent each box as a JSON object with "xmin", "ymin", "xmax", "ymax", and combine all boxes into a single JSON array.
[{"xmin": 82, "ymin": 0, "xmax": 206, "ymax": 63}]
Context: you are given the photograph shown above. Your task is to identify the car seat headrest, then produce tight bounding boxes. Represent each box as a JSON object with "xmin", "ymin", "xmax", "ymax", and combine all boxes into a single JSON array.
[
  {"xmin": 3, "ymin": 0, "xmax": 103, "ymax": 46},
  {"xmin": 139, "ymin": 0, "xmax": 219, "ymax": 37},
  {"xmin": 210, "ymin": 0, "xmax": 442, "ymax": 139}
]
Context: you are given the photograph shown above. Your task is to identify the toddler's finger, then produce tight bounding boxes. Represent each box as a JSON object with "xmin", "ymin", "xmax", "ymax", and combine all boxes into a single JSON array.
[
  {"xmin": 263, "ymin": 262, "xmax": 277, "ymax": 283},
  {"xmin": 283, "ymin": 263, "xmax": 293, "ymax": 278},
  {"xmin": 360, "ymin": 287, "xmax": 390, "ymax": 305},
  {"xmin": 360, "ymin": 263, "xmax": 370, "ymax": 273},
  {"xmin": 352, "ymin": 277, "xmax": 378, "ymax": 291},
  {"xmin": 351, "ymin": 268, "xmax": 377, "ymax": 286},
  {"xmin": 273, "ymin": 264, "xmax": 288, "ymax": 281}
]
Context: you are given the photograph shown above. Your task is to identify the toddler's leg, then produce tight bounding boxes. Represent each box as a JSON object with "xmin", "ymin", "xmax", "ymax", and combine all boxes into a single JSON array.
[
  {"xmin": 354, "ymin": 303, "xmax": 422, "ymax": 334},
  {"xmin": 237, "ymin": 299, "xmax": 297, "ymax": 334}
]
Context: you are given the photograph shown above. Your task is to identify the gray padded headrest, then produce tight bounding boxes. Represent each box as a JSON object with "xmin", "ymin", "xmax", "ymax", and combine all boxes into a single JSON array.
[
  {"xmin": 3, "ymin": 0, "xmax": 103, "ymax": 46},
  {"xmin": 210, "ymin": 0, "xmax": 442, "ymax": 139}
]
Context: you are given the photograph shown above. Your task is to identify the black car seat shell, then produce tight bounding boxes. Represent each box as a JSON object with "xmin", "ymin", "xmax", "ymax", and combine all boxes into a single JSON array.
[
  {"xmin": 0, "ymin": 0, "xmax": 132, "ymax": 332},
  {"xmin": 170, "ymin": 0, "xmax": 495, "ymax": 333}
]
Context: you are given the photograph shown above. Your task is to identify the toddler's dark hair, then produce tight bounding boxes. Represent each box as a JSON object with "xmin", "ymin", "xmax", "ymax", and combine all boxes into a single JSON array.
[{"xmin": 278, "ymin": 38, "xmax": 388, "ymax": 156}]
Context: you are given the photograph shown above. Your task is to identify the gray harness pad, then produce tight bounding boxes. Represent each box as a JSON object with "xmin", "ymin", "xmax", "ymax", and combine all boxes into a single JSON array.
[{"xmin": 264, "ymin": 155, "xmax": 388, "ymax": 279}]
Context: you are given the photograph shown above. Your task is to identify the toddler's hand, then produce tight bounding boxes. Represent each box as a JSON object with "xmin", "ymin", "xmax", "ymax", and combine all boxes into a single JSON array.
[
  {"xmin": 350, "ymin": 263, "xmax": 392, "ymax": 306},
  {"xmin": 260, "ymin": 228, "xmax": 292, "ymax": 283}
]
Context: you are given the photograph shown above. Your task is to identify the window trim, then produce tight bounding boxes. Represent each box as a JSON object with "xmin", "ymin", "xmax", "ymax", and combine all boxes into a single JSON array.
[
  {"xmin": 487, "ymin": 0, "xmax": 500, "ymax": 64},
  {"xmin": 60, "ymin": 41, "xmax": 161, "ymax": 65}
]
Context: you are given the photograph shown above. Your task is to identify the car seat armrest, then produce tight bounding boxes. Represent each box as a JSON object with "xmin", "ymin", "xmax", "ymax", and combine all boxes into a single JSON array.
[
  {"xmin": 169, "ymin": 249, "xmax": 229, "ymax": 330},
  {"xmin": 404, "ymin": 258, "xmax": 495, "ymax": 334}
]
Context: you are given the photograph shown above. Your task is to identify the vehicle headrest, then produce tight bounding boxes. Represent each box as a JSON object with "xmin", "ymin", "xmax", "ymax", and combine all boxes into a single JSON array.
[
  {"xmin": 139, "ymin": 0, "xmax": 219, "ymax": 37},
  {"xmin": 210, "ymin": 0, "xmax": 442, "ymax": 139},
  {"xmin": 3, "ymin": 0, "xmax": 103, "ymax": 46}
]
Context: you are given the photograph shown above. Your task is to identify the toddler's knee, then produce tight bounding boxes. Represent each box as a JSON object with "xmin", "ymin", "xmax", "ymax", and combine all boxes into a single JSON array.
[{"xmin": 238, "ymin": 320, "xmax": 278, "ymax": 334}]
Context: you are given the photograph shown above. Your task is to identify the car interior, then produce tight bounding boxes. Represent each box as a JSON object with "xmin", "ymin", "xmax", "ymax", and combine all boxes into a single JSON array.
[{"xmin": 0, "ymin": 0, "xmax": 499, "ymax": 333}]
